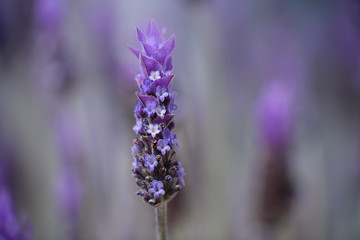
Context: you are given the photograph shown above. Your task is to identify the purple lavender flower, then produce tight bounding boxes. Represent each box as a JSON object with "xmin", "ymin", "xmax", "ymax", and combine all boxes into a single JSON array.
[
  {"xmin": 156, "ymin": 86, "xmax": 169, "ymax": 102},
  {"xmin": 148, "ymin": 180, "xmax": 165, "ymax": 199},
  {"xmin": 156, "ymin": 105, "xmax": 166, "ymax": 119},
  {"xmin": 143, "ymin": 100, "xmax": 157, "ymax": 118},
  {"xmin": 144, "ymin": 154, "xmax": 158, "ymax": 172},
  {"xmin": 129, "ymin": 21, "xmax": 184, "ymax": 206},
  {"xmin": 162, "ymin": 128, "xmax": 179, "ymax": 147},
  {"xmin": 157, "ymin": 139, "xmax": 170, "ymax": 156},
  {"xmin": 146, "ymin": 123, "xmax": 161, "ymax": 138},
  {"xmin": 149, "ymin": 71, "xmax": 161, "ymax": 81}
]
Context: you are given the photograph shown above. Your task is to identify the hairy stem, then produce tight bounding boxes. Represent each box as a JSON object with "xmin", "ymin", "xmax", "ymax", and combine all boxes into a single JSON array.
[{"xmin": 156, "ymin": 201, "xmax": 167, "ymax": 240}]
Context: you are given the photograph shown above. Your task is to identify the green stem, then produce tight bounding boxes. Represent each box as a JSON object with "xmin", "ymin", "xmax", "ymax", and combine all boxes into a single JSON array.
[{"xmin": 156, "ymin": 201, "xmax": 167, "ymax": 240}]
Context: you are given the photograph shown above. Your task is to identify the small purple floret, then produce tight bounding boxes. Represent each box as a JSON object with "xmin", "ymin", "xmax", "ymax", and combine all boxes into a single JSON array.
[
  {"xmin": 143, "ymin": 100, "xmax": 157, "ymax": 118},
  {"xmin": 162, "ymin": 128, "xmax": 178, "ymax": 147},
  {"xmin": 157, "ymin": 139, "xmax": 170, "ymax": 155},
  {"xmin": 148, "ymin": 180, "xmax": 165, "ymax": 199},
  {"xmin": 156, "ymin": 86, "xmax": 169, "ymax": 102},
  {"xmin": 146, "ymin": 123, "xmax": 161, "ymax": 138},
  {"xmin": 149, "ymin": 71, "xmax": 161, "ymax": 81},
  {"xmin": 144, "ymin": 154, "xmax": 158, "ymax": 172},
  {"xmin": 156, "ymin": 105, "xmax": 166, "ymax": 119},
  {"xmin": 162, "ymin": 128, "xmax": 172, "ymax": 140}
]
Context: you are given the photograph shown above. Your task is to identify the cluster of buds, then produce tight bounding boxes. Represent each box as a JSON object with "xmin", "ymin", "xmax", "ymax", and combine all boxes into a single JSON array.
[{"xmin": 130, "ymin": 21, "xmax": 185, "ymax": 206}]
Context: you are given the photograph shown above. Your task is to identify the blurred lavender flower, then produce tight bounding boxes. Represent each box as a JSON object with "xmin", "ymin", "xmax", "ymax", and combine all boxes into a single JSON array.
[
  {"xmin": 256, "ymin": 80, "xmax": 294, "ymax": 226},
  {"xmin": 130, "ymin": 21, "xmax": 184, "ymax": 206}
]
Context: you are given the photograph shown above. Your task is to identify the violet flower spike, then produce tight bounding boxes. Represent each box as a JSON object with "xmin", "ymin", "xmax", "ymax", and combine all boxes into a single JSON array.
[{"xmin": 129, "ymin": 20, "xmax": 184, "ymax": 240}]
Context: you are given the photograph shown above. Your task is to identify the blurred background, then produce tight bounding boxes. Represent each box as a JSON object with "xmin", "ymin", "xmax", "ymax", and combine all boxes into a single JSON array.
[{"xmin": 0, "ymin": 0, "xmax": 360, "ymax": 239}]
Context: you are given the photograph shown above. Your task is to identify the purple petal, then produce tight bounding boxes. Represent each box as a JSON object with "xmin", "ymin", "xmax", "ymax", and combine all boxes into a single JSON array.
[
  {"xmin": 136, "ymin": 94, "xmax": 159, "ymax": 106},
  {"xmin": 151, "ymin": 162, "xmax": 158, "ymax": 171},
  {"xmin": 154, "ymin": 192, "xmax": 160, "ymax": 199},
  {"xmin": 140, "ymin": 54, "xmax": 162, "ymax": 77},
  {"xmin": 165, "ymin": 56, "xmax": 173, "ymax": 72},
  {"xmin": 142, "ymin": 43, "xmax": 156, "ymax": 56},
  {"xmin": 154, "ymin": 47, "xmax": 167, "ymax": 64},
  {"xmin": 155, "ymin": 35, "xmax": 175, "ymax": 64},
  {"xmin": 165, "ymin": 35, "xmax": 175, "ymax": 54},
  {"xmin": 146, "ymin": 20, "xmax": 160, "ymax": 48},
  {"xmin": 139, "ymin": 55, "xmax": 149, "ymax": 78}
]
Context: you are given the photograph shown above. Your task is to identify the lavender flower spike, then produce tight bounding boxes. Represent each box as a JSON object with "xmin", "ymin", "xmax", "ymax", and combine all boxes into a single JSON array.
[{"xmin": 130, "ymin": 20, "xmax": 184, "ymax": 208}]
